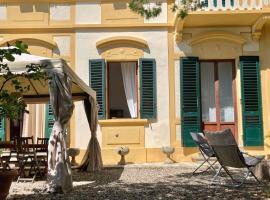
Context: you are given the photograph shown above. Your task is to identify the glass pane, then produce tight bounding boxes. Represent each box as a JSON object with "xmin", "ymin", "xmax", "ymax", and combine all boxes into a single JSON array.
[
  {"xmin": 218, "ymin": 62, "xmax": 234, "ymax": 122},
  {"xmin": 201, "ymin": 62, "xmax": 216, "ymax": 122}
]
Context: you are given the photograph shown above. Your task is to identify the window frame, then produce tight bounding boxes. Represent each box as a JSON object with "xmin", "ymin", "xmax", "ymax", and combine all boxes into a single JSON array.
[{"xmin": 106, "ymin": 61, "xmax": 139, "ymax": 120}]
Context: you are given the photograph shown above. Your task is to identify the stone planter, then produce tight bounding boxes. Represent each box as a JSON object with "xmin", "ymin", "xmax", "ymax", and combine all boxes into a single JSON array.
[
  {"xmin": 161, "ymin": 146, "xmax": 175, "ymax": 164},
  {"xmin": 67, "ymin": 148, "xmax": 80, "ymax": 166},
  {"xmin": 116, "ymin": 146, "xmax": 129, "ymax": 165},
  {"xmin": 254, "ymin": 158, "xmax": 270, "ymax": 181},
  {"xmin": 0, "ymin": 169, "xmax": 17, "ymax": 200}
]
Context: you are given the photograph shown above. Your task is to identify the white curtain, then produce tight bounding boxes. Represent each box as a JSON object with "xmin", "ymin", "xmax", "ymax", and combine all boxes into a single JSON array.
[
  {"xmin": 218, "ymin": 62, "xmax": 234, "ymax": 122},
  {"xmin": 201, "ymin": 62, "xmax": 216, "ymax": 122},
  {"xmin": 121, "ymin": 62, "xmax": 137, "ymax": 118}
]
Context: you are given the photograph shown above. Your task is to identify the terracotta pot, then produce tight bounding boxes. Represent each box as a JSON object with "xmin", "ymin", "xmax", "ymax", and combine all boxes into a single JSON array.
[{"xmin": 0, "ymin": 170, "xmax": 17, "ymax": 200}]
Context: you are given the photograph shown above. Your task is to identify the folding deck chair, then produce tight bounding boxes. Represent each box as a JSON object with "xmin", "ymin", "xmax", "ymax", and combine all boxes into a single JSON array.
[
  {"xmin": 190, "ymin": 132, "xmax": 218, "ymax": 175},
  {"xmin": 205, "ymin": 128, "xmax": 265, "ymax": 187}
]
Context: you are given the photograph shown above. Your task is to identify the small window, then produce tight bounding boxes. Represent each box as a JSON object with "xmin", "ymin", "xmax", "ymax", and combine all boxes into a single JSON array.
[
  {"xmin": 107, "ymin": 62, "xmax": 138, "ymax": 119},
  {"xmin": 89, "ymin": 58, "xmax": 156, "ymax": 120}
]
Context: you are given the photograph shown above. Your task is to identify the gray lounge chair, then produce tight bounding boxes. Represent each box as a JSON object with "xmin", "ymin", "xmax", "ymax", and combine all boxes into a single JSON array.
[
  {"xmin": 205, "ymin": 128, "xmax": 264, "ymax": 187},
  {"xmin": 190, "ymin": 132, "xmax": 218, "ymax": 175}
]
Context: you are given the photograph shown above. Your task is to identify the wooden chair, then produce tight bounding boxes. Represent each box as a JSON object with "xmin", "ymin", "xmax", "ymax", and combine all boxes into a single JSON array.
[
  {"xmin": 36, "ymin": 137, "xmax": 49, "ymax": 176},
  {"xmin": 16, "ymin": 136, "xmax": 42, "ymax": 182}
]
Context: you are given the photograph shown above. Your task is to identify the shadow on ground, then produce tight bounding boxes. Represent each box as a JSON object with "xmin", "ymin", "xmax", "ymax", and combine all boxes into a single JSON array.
[{"xmin": 8, "ymin": 167, "xmax": 270, "ymax": 200}]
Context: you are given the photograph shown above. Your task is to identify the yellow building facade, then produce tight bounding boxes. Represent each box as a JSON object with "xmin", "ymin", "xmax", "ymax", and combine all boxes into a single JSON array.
[{"xmin": 0, "ymin": 0, "xmax": 270, "ymax": 165}]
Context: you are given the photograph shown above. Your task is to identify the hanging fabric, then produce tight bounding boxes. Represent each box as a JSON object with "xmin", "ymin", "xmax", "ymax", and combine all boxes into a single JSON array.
[{"xmin": 121, "ymin": 62, "xmax": 137, "ymax": 118}]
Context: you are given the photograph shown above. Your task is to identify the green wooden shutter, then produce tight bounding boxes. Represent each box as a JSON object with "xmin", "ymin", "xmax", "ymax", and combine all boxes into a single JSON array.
[
  {"xmin": 240, "ymin": 56, "xmax": 263, "ymax": 146},
  {"xmin": 139, "ymin": 58, "xmax": 157, "ymax": 119},
  {"xmin": 204, "ymin": 0, "xmax": 208, "ymax": 7},
  {"xmin": 0, "ymin": 118, "xmax": 5, "ymax": 141},
  {"xmin": 214, "ymin": 0, "xmax": 217, "ymax": 7},
  {"xmin": 89, "ymin": 59, "xmax": 106, "ymax": 119},
  {"xmin": 45, "ymin": 104, "xmax": 55, "ymax": 138},
  {"xmin": 181, "ymin": 57, "xmax": 201, "ymax": 147},
  {"xmin": 222, "ymin": 0, "xmax": 225, "ymax": 6}
]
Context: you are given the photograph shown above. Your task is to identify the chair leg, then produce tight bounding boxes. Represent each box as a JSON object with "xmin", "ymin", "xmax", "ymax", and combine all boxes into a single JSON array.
[
  {"xmin": 193, "ymin": 156, "xmax": 218, "ymax": 175},
  {"xmin": 192, "ymin": 159, "xmax": 208, "ymax": 174},
  {"xmin": 248, "ymin": 168, "xmax": 261, "ymax": 184},
  {"xmin": 204, "ymin": 159, "xmax": 218, "ymax": 173},
  {"xmin": 211, "ymin": 166, "xmax": 222, "ymax": 185},
  {"xmin": 220, "ymin": 166, "xmax": 255, "ymax": 188}
]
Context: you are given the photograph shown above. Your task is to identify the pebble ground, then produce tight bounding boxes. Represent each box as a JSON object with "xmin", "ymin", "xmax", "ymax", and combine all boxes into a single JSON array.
[{"xmin": 7, "ymin": 163, "xmax": 270, "ymax": 200}]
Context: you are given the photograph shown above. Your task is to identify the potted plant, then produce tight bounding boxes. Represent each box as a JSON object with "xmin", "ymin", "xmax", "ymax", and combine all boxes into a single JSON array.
[
  {"xmin": 0, "ymin": 168, "xmax": 17, "ymax": 199},
  {"xmin": 0, "ymin": 42, "xmax": 48, "ymax": 199}
]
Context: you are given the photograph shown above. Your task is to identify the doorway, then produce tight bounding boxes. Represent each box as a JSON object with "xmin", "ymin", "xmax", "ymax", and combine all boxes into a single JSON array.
[{"xmin": 200, "ymin": 60, "xmax": 237, "ymax": 137}]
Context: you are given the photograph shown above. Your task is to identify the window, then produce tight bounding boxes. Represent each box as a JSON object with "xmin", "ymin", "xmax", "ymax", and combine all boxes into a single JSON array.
[
  {"xmin": 89, "ymin": 58, "xmax": 156, "ymax": 120},
  {"xmin": 45, "ymin": 104, "xmax": 55, "ymax": 138},
  {"xmin": 108, "ymin": 62, "xmax": 138, "ymax": 119}
]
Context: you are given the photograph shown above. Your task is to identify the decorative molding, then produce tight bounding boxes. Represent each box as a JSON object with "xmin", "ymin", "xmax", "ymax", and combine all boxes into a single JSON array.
[
  {"xmin": 189, "ymin": 31, "xmax": 247, "ymax": 46},
  {"xmin": 174, "ymin": 15, "xmax": 184, "ymax": 43},
  {"xmin": 0, "ymin": 36, "xmax": 57, "ymax": 48},
  {"xmin": 99, "ymin": 119, "xmax": 149, "ymax": 127},
  {"xmin": 101, "ymin": 47, "xmax": 144, "ymax": 61},
  {"xmin": 96, "ymin": 36, "xmax": 148, "ymax": 49},
  {"xmin": 252, "ymin": 14, "xmax": 270, "ymax": 41}
]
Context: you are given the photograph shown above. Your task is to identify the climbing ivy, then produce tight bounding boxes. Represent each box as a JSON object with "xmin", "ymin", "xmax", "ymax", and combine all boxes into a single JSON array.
[{"xmin": 129, "ymin": 0, "xmax": 204, "ymax": 19}]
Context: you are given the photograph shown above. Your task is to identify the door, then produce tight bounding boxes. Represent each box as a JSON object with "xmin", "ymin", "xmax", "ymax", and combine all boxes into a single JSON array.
[{"xmin": 200, "ymin": 60, "xmax": 237, "ymax": 137}]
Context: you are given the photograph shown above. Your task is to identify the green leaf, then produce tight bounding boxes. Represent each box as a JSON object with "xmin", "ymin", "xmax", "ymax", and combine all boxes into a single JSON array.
[{"xmin": 4, "ymin": 53, "xmax": 15, "ymax": 61}]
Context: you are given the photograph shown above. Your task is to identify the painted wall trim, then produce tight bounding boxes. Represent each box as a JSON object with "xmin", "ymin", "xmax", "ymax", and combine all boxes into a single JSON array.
[
  {"xmin": 0, "ymin": 36, "xmax": 57, "ymax": 48},
  {"xmin": 189, "ymin": 31, "xmax": 247, "ymax": 46},
  {"xmin": 99, "ymin": 119, "xmax": 149, "ymax": 127},
  {"xmin": 96, "ymin": 36, "xmax": 149, "ymax": 49}
]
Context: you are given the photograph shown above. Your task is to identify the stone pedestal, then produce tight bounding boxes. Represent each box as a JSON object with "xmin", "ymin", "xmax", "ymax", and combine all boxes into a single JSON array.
[
  {"xmin": 254, "ymin": 159, "xmax": 270, "ymax": 181},
  {"xmin": 161, "ymin": 146, "xmax": 175, "ymax": 164},
  {"xmin": 116, "ymin": 146, "xmax": 129, "ymax": 165},
  {"xmin": 67, "ymin": 148, "xmax": 80, "ymax": 166}
]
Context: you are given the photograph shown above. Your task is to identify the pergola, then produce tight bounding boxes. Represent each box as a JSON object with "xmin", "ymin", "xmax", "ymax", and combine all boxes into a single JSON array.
[{"xmin": 0, "ymin": 53, "xmax": 103, "ymax": 192}]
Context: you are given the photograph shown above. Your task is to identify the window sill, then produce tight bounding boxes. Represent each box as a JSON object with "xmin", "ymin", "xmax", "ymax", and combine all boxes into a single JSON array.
[{"xmin": 99, "ymin": 119, "xmax": 149, "ymax": 127}]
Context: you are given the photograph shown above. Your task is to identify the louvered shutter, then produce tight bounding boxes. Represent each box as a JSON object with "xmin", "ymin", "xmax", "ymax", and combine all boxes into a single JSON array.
[
  {"xmin": 204, "ymin": 0, "xmax": 208, "ymax": 7},
  {"xmin": 139, "ymin": 58, "xmax": 157, "ymax": 119},
  {"xmin": 181, "ymin": 57, "xmax": 201, "ymax": 147},
  {"xmin": 0, "ymin": 118, "xmax": 5, "ymax": 141},
  {"xmin": 222, "ymin": 0, "xmax": 225, "ymax": 6},
  {"xmin": 45, "ymin": 104, "xmax": 55, "ymax": 138},
  {"xmin": 89, "ymin": 59, "xmax": 106, "ymax": 119},
  {"xmin": 240, "ymin": 56, "xmax": 263, "ymax": 146},
  {"xmin": 214, "ymin": 0, "xmax": 217, "ymax": 7}
]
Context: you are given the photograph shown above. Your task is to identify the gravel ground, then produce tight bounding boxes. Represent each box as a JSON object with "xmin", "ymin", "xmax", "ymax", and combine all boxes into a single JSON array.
[{"xmin": 7, "ymin": 163, "xmax": 270, "ymax": 200}]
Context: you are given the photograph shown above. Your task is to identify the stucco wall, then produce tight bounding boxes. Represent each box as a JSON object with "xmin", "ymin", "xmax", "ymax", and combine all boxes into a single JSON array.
[
  {"xmin": 50, "ymin": 3, "xmax": 70, "ymax": 21},
  {"xmin": 75, "ymin": 2, "xmax": 101, "ymax": 24},
  {"xmin": 0, "ymin": 4, "xmax": 6, "ymax": 20},
  {"xmin": 74, "ymin": 29, "xmax": 169, "ymax": 149}
]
